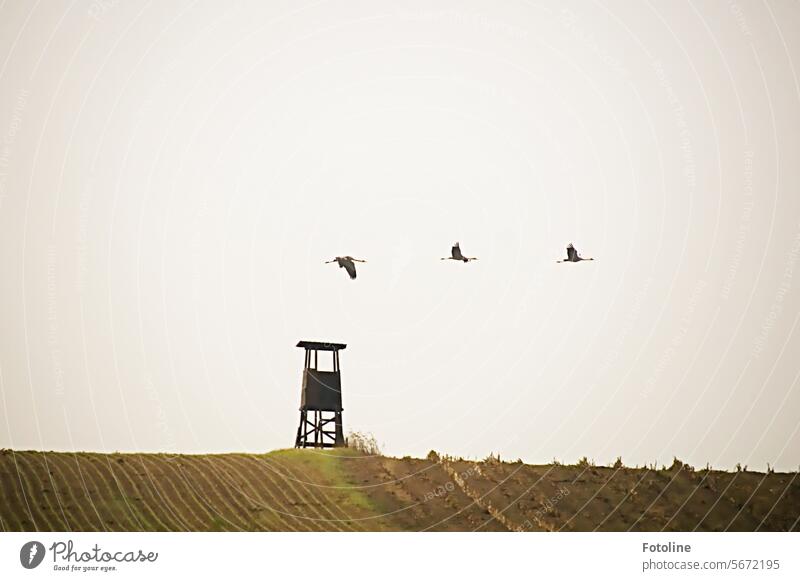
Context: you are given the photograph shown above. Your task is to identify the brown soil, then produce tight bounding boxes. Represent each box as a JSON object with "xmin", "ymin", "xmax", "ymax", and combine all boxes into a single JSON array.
[{"xmin": 1, "ymin": 449, "xmax": 797, "ymax": 532}]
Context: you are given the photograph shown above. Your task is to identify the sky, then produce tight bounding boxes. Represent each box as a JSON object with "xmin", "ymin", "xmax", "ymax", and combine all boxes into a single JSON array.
[{"xmin": 1, "ymin": 0, "xmax": 799, "ymax": 470}]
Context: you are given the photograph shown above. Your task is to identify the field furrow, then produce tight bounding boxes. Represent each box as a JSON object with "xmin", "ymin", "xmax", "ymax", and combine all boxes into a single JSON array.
[
  {"xmin": 217, "ymin": 455, "xmax": 309, "ymax": 531},
  {"xmin": 268, "ymin": 455, "xmax": 360, "ymax": 531},
  {"xmin": 13, "ymin": 452, "xmax": 62, "ymax": 531},
  {"xmin": 0, "ymin": 452, "xmax": 36, "ymax": 530},
  {"xmin": 111, "ymin": 455, "xmax": 177, "ymax": 531},
  {"xmin": 171, "ymin": 459, "xmax": 246, "ymax": 531},
  {"xmin": 182, "ymin": 456, "xmax": 258, "ymax": 530},
  {"xmin": 203, "ymin": 455, "xmax": 289, "ymax": 531},
  {"xmin": 80, "ymin": 455, "xmax": 144, "ymax": 531},
  {"xmin": 38, "ymin": 453, "xmax": 74, "ymax": 530},
  {"xmin": 243, "ymin": 455, "xmax": 345, "ymax": 531},
  {"xmin": 45, "ymin": 453, "xmax": 103, "ymax": 531},
  {"xmin": 137, "ymin": 456, "xmax": 209, "ymax": 530}
]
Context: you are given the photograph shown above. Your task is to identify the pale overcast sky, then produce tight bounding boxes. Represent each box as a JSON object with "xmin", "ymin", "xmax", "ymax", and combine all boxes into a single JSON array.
[{"xmin": 1, "ymin": 0, "xmax": 799, "ymax": 470}]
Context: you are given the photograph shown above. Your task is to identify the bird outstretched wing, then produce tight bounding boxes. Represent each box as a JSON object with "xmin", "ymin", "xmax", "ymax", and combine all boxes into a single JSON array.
[
  {"xmin": 341, "ymin": 258, "xmax": 357, "ymax": 279},
  {"xmin": 567, "ymin": 244, "xmax": 577, "ymax": 261}
]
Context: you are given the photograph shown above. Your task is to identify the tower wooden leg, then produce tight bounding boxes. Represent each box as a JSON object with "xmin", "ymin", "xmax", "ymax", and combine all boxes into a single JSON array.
[
  {"xmin": 334, "ymin": 411, "xmax": 345, "ymax": 447},
  {"xmin": 295, "ymin": 409, "xmax": 343, "ymax": 448},
  {"xmin": 295, "ymin": 410, "xmax": 306, "ymax": 448}
]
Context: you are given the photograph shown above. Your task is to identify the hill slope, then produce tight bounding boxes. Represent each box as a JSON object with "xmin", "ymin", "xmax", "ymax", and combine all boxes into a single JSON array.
[{"xmin": 1, "ymin": 449, "xmax": 797, "ymax": 531}]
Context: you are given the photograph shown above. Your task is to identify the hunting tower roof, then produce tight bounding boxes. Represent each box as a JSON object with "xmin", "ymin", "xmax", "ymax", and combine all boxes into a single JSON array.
[{"xmin": 296, "ymin": 341, "xmax": 347, "ymax": 351}]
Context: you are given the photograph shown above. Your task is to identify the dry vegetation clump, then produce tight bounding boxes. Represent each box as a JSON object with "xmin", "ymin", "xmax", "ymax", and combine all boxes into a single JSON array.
[
  {"xmin": 483, "ymin": 452, "xmax": 502, "ymax": 464},
  {"xmin": 347, "ymin": 431, "xmax": 381, "ymax": 455},
  {"xmin": 669, "ymin": 457, "xmax": 694, "ymax": 472}
]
